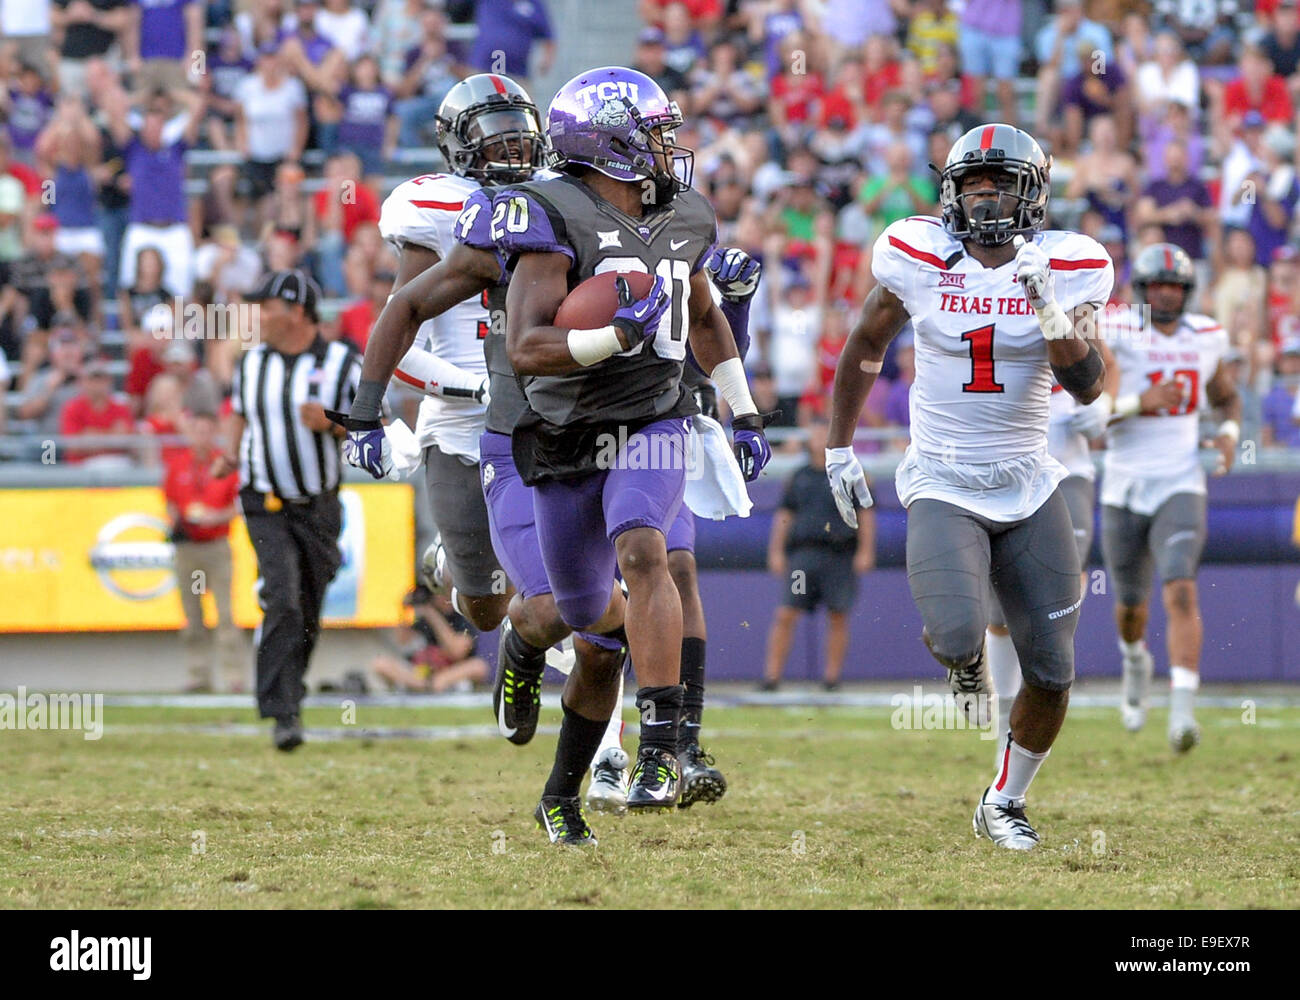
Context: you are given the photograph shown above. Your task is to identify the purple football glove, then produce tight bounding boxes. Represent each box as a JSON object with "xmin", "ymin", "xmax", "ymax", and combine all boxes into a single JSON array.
[
  {"xmin": 732, "ymin": 412, "xmax": 772, "ymax": 482},
  {"xmin": 326, "ymin": 410, "xmax": 391, "ymax": 480},
  {"xmin": 612, "ymin": 274, "xmax": 670, "ymax": 350},
  {"xmin": 705, "ymin": 246, "xmax": 762, "ymax": 303}
]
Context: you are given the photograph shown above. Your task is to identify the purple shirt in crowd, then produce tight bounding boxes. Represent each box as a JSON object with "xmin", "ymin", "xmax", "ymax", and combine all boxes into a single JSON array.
[
  {"xmin": 5, "ymin": 87, "xmax": 53, "ymax": 153},
  {"xmin": 337, "ymin": 86, "xmax": 394, "ymax": 151},
  {"xmin": 126, "ymin": 132, "xmax": 189, "ymax": 224},
  {"xmin": 1142, "ymin": 175, "xmax": 1211, "ymax": 259},
  {"xmin": 961, "ymin": 0, "xmax": 1023, "ymax": 38},
  {"xmin": 135, "ymin": 0, "xmax": 194, "ymax": 61},
  {"xmin": 208, "ymin": 51, "xmax": 253, "ymax": 101},
  {"xmin": 277, "ymin": 28, "xmax": 334, "ymax": 66},
  {"xmin": 1249, "ymin": 174, "xmax": 1300, "ymax": 268},
  {"xmin": 470, "ymin": 0, "xmax": 553, "ymax": 77},
  {"xmin": 885, "ymin": 379, "xmax": 911, "ymax": 428},
  {"xmin": 1262, "ymin": 384, "xmax": 1300, "ymax": 448}
]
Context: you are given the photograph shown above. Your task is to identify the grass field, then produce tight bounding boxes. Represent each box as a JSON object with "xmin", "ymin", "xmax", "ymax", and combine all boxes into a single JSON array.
[{"xmin": 2, "ymin": 696, "xmax": 1298, "ymax": 909}]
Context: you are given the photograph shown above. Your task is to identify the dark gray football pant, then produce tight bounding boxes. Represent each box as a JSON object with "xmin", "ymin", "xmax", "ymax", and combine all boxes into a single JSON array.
[
  {"xmin": 1100, "ymin": 492, "xmax": 1207, "ymax": 608},
  {"xmin": 423, "ymin": 444, "xmax": 504, "ymax": 597},
  {"xmin": 907, "ymin": 490, "xmax": 1082, "ymax": 691},
  {"xmin": 989, "ymin": 474, "xmax": 1094, "ymax": 629}
]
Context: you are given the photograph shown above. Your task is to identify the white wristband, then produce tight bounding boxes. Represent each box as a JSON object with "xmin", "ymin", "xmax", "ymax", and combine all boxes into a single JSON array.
[
  {"xmin": 567, "ymin": 325, "xmax": 624, "ymax": 367},
  {"xmin": 1114, "ymin": 393, "xmax": 1141, "ymax": 418},
  {"xmin": 1036, "ymin": 299, "xmax": 1073, "ymax": 341},
  {"xmin": 1217, "ymin": 419, "xmax": 1240, "ymax": 444},
  {"xmin": 710, "ymin": 357, "xmax": 757, "ymax": 418}
]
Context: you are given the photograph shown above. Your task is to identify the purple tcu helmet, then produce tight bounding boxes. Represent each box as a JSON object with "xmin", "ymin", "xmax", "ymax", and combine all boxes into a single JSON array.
[
  {"xmin": 546, "ymin": 66, "xmax": 694, "ymax": 203},
  {"xmin": 435, "ymin": 73, "xmax": 546, "ymax": 184}
]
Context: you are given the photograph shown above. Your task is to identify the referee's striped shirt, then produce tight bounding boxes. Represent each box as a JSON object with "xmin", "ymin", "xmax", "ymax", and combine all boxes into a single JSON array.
[{"xmin": 231, "ymin": 336, "xmax": 361, "ymax": 500}]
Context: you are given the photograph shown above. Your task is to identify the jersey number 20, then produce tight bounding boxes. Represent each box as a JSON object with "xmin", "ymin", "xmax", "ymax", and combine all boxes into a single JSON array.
[{"xmin": 594, "ymin": 256, "xmax": 691, "ymax": 361}]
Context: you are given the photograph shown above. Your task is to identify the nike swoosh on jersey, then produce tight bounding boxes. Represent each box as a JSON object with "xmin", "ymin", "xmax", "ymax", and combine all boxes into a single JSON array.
[{"xmin": 670, "ymin": 239, "xmax": 690, "ymax": 250}]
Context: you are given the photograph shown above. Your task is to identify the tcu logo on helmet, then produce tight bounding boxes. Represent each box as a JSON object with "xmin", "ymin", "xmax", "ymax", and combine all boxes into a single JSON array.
[
  {"xmin": 591, "ymin": 99, "xmax": 630, "ymax": 128},
  {"xmin": 572, "ymin": 80, "xmax": 641, "ymax": 109}
]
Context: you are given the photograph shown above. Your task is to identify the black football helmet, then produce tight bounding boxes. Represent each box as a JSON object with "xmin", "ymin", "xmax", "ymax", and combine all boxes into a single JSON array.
[
  {"xmin": 435, "ymin": 74, "xmax": 546, "ymax": 185},
  {"xmin": 938, "ymin": 124, "xmax": 1051, "ymax": 247},
  {"xmin": 1132, "ymin": 242, "xmax": 1195, "ymax": 324}
]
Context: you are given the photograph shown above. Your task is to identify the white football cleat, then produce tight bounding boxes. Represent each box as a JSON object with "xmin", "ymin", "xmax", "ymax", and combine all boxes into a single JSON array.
[
  {"xmin": 420, "ymin": 533, "xmax": 449, "ymax": 594},
  {"xmin": 1168, "ymin": 689, "xmax": 1201, "ymax": 753},
  {"xmin": 1120, "ymin": 646, "xmax": 1154, "ymax": 732},
  {"xmin": 938, "ymin": 637, "xmax": 994, "ymax": 729},
  {"xmin": 973, "ymin": 786, "xmax": 1040, "ymax": 851},
  {"xmin": 585, "ymin": 746, "xmax": 629, "ymax": 815}
]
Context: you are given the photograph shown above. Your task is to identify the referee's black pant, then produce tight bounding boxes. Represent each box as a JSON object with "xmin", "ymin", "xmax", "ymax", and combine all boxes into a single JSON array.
[{"xmin": 241, "ymin": 487, "xmax": 342, "ymax": 720}]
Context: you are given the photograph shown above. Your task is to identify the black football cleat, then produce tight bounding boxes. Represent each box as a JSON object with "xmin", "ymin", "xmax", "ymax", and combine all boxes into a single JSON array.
[
  {"xmin": 677, "ymin": 741, "xmax": 727, "ymax": 809},
  {"xmin": 535, "ymin": 796, "xmax": 597, "ymax": 847},
  {"xmin": 273, "ymin": 715, "xmax": 303, "ymax": 752},
  {"xmin": 492, "ymin": 619, "xmax": 544, "ymax": 745},
  {"xmin": 626, "ymin": 747, "xmax": 680, "ymax": 810}
]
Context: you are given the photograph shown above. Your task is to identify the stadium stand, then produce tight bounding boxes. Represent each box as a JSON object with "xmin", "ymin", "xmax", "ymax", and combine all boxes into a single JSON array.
[{"xmin": 0, "ymin": 0, "xmax": 1297, "ymax": 465}]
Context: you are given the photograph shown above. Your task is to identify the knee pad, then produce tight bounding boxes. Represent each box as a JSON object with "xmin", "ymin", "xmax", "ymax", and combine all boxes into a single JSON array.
[
  {"xmin": 1018, "ymin": 633, "xmax": 1075, "ymax": 692},
  {"xmin": 554, "ymin": 590, "xmax": 612, "ymax": 633},
  {"xmin": 922, "ymin": 626, "xmax": 985, "ymax": 671}
]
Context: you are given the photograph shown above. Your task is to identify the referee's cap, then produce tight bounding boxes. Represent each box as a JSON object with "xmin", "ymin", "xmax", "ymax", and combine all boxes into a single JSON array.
[{"xmin": 247, "ymin": 269, "xmax": 321, "ymax": 322}]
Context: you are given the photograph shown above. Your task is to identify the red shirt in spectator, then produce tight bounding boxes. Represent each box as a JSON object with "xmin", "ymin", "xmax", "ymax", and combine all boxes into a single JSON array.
[
  {"xmin": 60, "ymin": 393, "xmax": 133, "ymax": 463},
  {"xmin": 1223, "ymin": 74, "xmax": 1294, "ymax": 123},
  {"xmin": 863, "ymin": 61, "xmax": 903, "ymax": 109},
  {"xmin": 771, "ymin": 70, "xmax": 825, "ymax": 125},
  {"xmin": 339, "ymin": 299, "xmax": 375, "ymax": 351},
  {"xmin": 641, "ymin": 0, "xmax": 721, "ymax": 25},
  {"xmin": 143, "ymin": 413, "xmax": 188, "ymax": 466},
  {"xmin": 313, "ymin": 182, "xmax": 381, "ymax": 242},
  {"xmin": 163, "ymin": 448, "xmax": 240, "ymax": 543},
  {"xmin": 125, "ymin": 346, "xmax": 167, "ymax": 400}
]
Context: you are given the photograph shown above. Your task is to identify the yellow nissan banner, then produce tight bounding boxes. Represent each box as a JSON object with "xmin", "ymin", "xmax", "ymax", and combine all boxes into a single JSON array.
[{"xmin": 0, "ymin": 485, "xmax": 413, "ymax": 632}]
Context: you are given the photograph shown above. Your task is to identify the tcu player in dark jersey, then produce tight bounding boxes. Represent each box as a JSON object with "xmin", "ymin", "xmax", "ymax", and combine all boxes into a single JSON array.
[
  {"xmin": 500, "ymin": 67, "xmax": 771, "ymax": 819},
  {"xmin": 340, "ymin": 72, "xmax": 762, "ymax": 842}
]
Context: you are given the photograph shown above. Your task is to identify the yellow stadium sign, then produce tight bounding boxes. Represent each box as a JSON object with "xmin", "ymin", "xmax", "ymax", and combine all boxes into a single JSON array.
[{"xmin": 0, "ymin": 485, "xmax": 413, "ymax": 632}]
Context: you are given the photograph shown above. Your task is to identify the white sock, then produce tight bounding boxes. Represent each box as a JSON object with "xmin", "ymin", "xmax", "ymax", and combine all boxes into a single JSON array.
[
  {"xmin": 993, "ymin": 727, "xmax": 1012, "ymax": 773},
  {"xmin": 1169, "ymin": 666, "xmax": 1198, "ymax": 726},
  {"xmin": 986, "ymin": 629, "xmax": 1021, "ymax": 702},
  {"xmin": 593, "ymin": 669, "xmax": 625, "ymax": 769},
  {"xmin": 1119, "ymin": 638, "xmax": 1146, "ymax": 659},
  {"xmin": 987, "ymin": 737, "xmax": 1050, "ymax": 806}
]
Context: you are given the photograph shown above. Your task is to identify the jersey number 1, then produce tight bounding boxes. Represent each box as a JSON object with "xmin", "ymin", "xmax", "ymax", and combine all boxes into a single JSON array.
[{"xmin": 961, "ymin": 325, "xmax": 1004, "ymax": 394}]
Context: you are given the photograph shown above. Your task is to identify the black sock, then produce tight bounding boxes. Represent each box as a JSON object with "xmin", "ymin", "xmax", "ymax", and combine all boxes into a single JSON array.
[
  {"xmin": 679, "ymin": 637, "xmax": 706, "ymax": 742},
  {"xmin": 543, "ymin": 703, "xmax": 608, "ymax": 799},
  {"xmin": 503, "ymin": 621, "xmax": 547, "ymax": 675},
  {"xmin": 635, "ymin": 684, "xmax": 683, "ymax": 756}
]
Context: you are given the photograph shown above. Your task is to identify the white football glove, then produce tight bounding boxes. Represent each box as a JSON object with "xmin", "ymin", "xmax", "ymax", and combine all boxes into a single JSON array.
[
  {"xmin": 1013, "ymin": 235, "xmax": 1055, "ymax": 311},
  {"xmin": 1066, "ymin": 393, "xmax": 1111, "ymax": 440},
  {"xmin": 825, "ymin": 446, "xmax": 873, "ymax": 528}
]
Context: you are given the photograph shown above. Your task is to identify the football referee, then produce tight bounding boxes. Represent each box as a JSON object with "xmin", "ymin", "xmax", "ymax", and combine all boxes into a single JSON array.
[{"xmin": 213, "ymin": 269, "xmax": 361, "ymax": 750}]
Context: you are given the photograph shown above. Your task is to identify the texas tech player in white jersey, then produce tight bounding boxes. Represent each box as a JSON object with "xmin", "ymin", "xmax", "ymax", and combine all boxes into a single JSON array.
[
  {"xmin": 828, "ymin": 124, "xmax": 1114, "ymax": 851},
  {"xmin": 1097, "ymin": 242, "xmax": 1239, "ymax": 753},
  {"xmin": 871, "ymin": 216, "xmax": 1113, "ymax": 521},
  {"xmin": 380, "ymin": 171, "xmax": 490, "ymax": 461},
  {"xmin": 1101, "ymin": 306, "xmax": 1229, "ymax": 513}
]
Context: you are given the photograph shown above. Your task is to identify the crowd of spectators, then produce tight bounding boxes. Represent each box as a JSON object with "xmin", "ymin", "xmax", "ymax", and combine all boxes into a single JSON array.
[{"xmin": 2, "ymin": 0, "xmax": 1300, "ymax": 466}]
